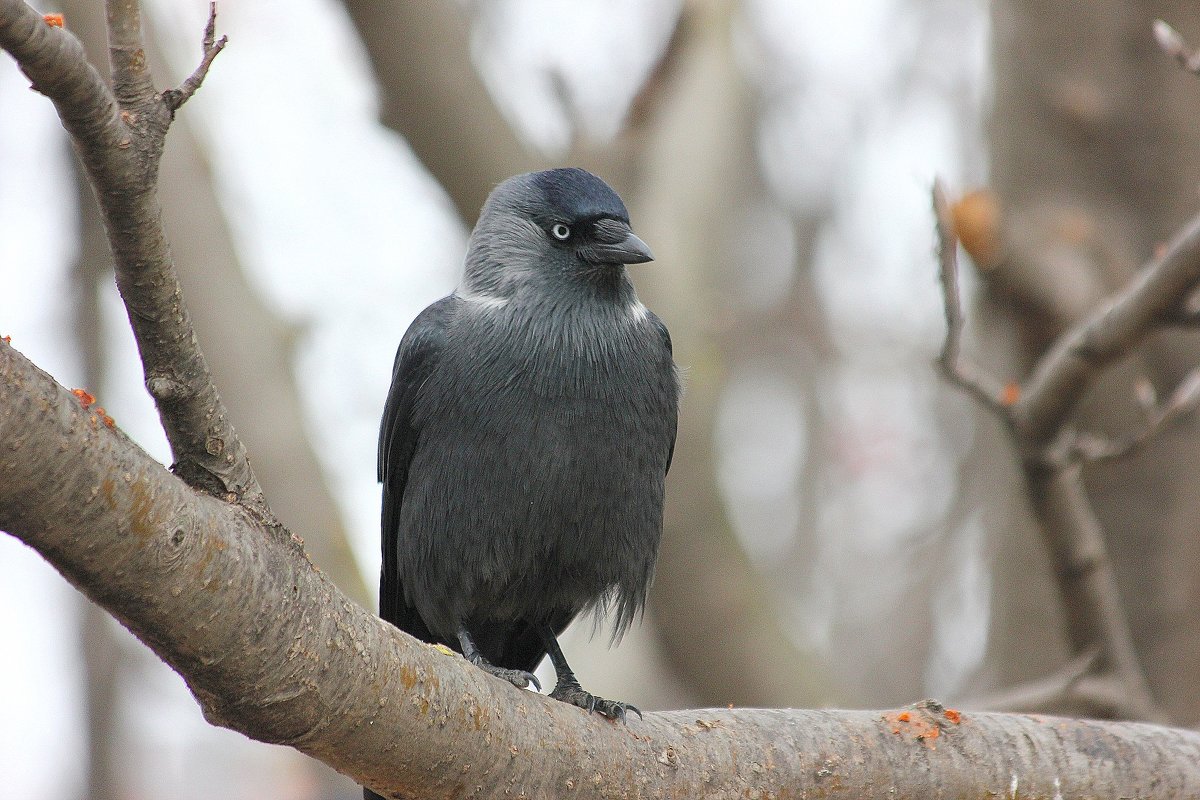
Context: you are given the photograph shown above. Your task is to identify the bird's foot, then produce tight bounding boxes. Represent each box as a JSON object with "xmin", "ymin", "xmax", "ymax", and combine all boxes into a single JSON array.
[
  {"xmin": 466, "ymin": 653, "xmax": 541, "ymax": 691},
  {"xmin": 550, "ymin": 674, "xmax": 641, "ymax": 722}
]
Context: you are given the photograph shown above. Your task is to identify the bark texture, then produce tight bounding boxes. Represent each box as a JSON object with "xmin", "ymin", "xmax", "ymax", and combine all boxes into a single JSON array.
[{"xmin": 3, "ymin": 339, "xmax": 1199, "ymax": 797}]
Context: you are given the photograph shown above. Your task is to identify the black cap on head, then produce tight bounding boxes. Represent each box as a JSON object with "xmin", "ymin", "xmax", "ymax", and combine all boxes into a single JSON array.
[{"xmin": 528, "ymin": 168, "xmax": 630, "ymax": 224}]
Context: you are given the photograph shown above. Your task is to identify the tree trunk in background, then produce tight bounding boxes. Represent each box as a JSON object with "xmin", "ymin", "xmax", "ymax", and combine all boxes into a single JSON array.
[
  {"xmin": 983, "ymin": 0, "xmax": 1200, "ymax": 723},
  {"xmin": 341, "ymin": 0, "xmax": 533, "ymax": 224},
  {"xmin": 628, "ymin": 0, "xmax": 835, "ymax": 708}
]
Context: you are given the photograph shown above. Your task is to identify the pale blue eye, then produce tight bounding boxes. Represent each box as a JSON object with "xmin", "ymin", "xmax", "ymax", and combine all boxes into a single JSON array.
[{"xmin": 551, "ymin": 223, "xmax": 571, "ymax": 240}]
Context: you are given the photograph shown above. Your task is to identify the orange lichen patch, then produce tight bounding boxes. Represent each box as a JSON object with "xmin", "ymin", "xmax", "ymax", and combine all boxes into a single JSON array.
[
  {"xmin": 1, "ymin": 334, "xmax": 10, "ymax": 344},
  {"xmin": 72, "ymin": 388, "xmax": 97, "ymax": 408},
  {"xmin": 93, "ymin": 406, "xmax": 115, "ymax": 428},
  {"xmin": 883, "ymin": 709, "xmax": 943, "ymax": 749},
  {"xmin": 1000, "ymin": 381, "xmax": 1021, "ymax": 407},
  {"xmin": 950, "ymin": 189, "xmax": 1002, "ymax": 269},
  {"xmin": 943, "ymin": 708, "xmax": 962, "ymax": 724},
  {"xmin": 43, "ymin": 13, "xmax": 64, "ymax": 27}
]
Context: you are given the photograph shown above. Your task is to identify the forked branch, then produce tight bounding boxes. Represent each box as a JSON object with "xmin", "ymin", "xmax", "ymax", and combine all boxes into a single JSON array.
[
  {"xmin": 932, "ymin": 180, "xmax": 1184, "ymax": 722},
  {"xmin": 0, "ymin": 0, "xmax": 261, "ymax": 509}
]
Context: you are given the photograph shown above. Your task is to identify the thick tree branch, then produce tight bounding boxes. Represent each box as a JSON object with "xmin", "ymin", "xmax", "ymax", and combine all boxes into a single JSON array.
[
  {"xmin": 2, "ymin": 338, "xmax": 1199, "ymax": 796},
  {"xmin": 0, "ymin": 0, "xmax": 260, "ymax": 508}
]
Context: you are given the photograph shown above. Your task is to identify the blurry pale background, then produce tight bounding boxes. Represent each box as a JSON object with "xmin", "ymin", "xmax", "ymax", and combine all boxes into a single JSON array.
[{"xmin": 20, "ymin": 0, "xmax": 1173, "ymax": 796}]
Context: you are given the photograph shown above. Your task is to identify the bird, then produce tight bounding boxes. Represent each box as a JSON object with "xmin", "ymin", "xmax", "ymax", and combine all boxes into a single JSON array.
[{"xmin": 376, "ymin": 167, "xmax": 679, "ymax": 724}]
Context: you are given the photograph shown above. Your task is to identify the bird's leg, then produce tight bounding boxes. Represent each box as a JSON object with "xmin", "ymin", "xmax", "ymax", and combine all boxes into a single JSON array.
[
  {"xmin": 538, "ymin": 626, "xmax": 641, "ymax": 722},
  {"xmin": 455, "ymin": 627, "xmax": 541, "ymax": 690}
]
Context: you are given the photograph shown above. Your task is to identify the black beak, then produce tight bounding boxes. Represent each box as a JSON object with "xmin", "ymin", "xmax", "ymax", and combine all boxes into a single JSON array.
[{"xmin": 585, "ymin": 218, "xmax": 655, "ymax": 265}]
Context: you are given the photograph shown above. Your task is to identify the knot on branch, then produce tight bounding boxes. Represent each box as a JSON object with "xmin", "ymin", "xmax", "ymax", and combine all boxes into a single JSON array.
[
  {"xmin": 146, "ymin": 374, "xmax": 185, "ymax": 402},
  {"xmin": 882, "ymin": 700, "xmax": 965, "ymax": 749}
]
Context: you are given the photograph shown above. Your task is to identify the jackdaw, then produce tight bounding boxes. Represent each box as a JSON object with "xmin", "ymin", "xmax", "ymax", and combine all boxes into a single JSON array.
[{"xmin": 377, "ymin": 168, "xmax": 679, "ymax": 724}]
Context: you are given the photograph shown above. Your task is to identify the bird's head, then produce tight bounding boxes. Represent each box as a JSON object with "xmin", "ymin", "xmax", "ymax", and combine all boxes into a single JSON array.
[{"xmin": 460, "ymin": 168, "xmax": 654, "ymax": 303}]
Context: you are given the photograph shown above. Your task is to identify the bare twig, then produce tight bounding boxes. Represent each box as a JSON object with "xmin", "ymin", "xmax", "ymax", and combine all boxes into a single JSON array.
[
  {"xmin": 932, "ymin": 180, "xmax": 1013, "ymax": 418},
  {"xmin": 1053, "ymin": 369, "xmax": 1200, "ymax": 465},
  {"xmin": 961, "ymin": 648, "xmax": 1099, "ymax": 712},
  {"xmin": 1015, "ymin": 210, "xmax": 1200, "ymax": 446},
  {"xmin": 161, "ymin": 2, "xmax": 228, "ymax": 115},
  {"xmin": 1153, "ymin": 19, "xmax": 1200, "ymax": 74}
]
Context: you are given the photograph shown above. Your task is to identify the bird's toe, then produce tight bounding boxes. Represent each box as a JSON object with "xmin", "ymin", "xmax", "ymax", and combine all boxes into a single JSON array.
[
  {"xmin": 550, "ymin": 681, "xmax": 638, "ymax": 723},
  {"xmin": 493, "ymin": 666, "xmax": 541, "ymax": 691},
  {"xmin": 468, "ymin": 657, "xmax": 541, "ymax": 690},
  {"xmin": 594, "ymin": 698, "xmax": 641, "ymax": 722}
]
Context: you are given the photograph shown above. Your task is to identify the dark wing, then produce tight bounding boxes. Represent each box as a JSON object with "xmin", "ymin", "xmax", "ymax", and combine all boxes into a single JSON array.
[
  {"xmin": 377, "ymin": 296, "xmax": 457, "ymax": 639},
  {"xmin": 650, "ymin": 310, "xmax": 680, "ymax": 476}
]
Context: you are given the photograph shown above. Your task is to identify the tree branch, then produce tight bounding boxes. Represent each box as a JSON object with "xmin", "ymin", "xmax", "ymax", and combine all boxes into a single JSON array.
[
  {"xmin": 1022, "ymin": 463, "xmax": 1163, "ymax": 721},
  {"xmin": 1052, "ymin": 370, "xmax": 1200, "ymax": 466},
  {"xmin": 0, "ymin": 0, "xmax": 258, "ymax": 507},
  {"xmin": 105, "ymin": 0, "xmax": 154, "ymax": 102},
  {"xmin": 339, "ymin": 0, "xmax": 534, "ymax": 224},
  {"xmin": 1014, "ymin": 211, "xmax": 1200, "ymax": 445},
  {"xmin": 934, "ymin": 182, "xmax": 1179, "ymax": 721},
  {"xmin": 933, "ymin": 180, "xmax": 1016, "ymax": 418},
  {"xmin": 160, "ymin": 2, "xmax": 228, "ymax": 115},
  {"xmin": 1, "ymin": 347, "xmax": 1198, "ymax": 795}
]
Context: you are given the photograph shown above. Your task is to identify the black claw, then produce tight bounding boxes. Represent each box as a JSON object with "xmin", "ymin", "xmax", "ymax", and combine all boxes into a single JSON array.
[{"xmin": 593, "ymin": 698, "xmax": 640, "ymax": 722}]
